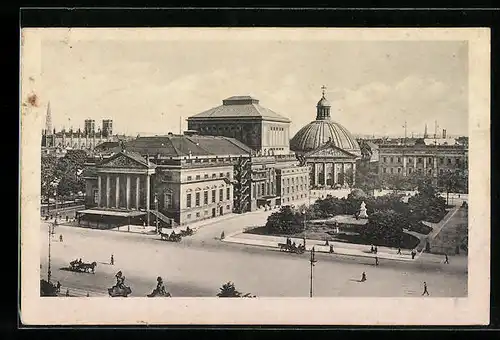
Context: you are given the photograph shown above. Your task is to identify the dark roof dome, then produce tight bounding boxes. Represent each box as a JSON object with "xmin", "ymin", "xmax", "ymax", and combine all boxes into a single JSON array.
[{"xmin": 317, "ymin": 96, "xmax": 331, "ymax": 107}]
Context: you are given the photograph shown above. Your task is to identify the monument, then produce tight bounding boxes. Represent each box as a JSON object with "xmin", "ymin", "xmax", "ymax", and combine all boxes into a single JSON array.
[{"xmin": 359, "ymin": 201, "xmax": 368, "ymax": 219}]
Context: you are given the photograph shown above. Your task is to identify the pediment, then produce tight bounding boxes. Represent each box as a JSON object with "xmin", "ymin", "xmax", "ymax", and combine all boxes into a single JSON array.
[
  {"xmin": 305, "ymin": 144, "xmax": 357, "ymax": 159},
  {"xmin": 100, "ymin": 154, "xmax": 148, "ymax": 169}
]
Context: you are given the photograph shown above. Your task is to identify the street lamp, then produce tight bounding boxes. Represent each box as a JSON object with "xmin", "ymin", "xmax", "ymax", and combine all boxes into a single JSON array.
[{"xmin": 309, "ymin": 247, "xmax": 317, "ymax": 297}]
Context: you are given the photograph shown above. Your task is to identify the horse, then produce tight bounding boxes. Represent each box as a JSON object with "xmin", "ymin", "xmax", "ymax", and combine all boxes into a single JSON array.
[
  {"xmin": 160, "ymin": 232, "xmax": 169, "ymax": 241},
  {"xmin": 278, "ymin": 243, "xmax": 288, "ymax": 251},
  {"xmin": 108, "ymin": 285, "xmax": 132, "ymax": 297},
  {"xmin": 81, "ymin": 261, "xmax": 97, "ymax": 274}
]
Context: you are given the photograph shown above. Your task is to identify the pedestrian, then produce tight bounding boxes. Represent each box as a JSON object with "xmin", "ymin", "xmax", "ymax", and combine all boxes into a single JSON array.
[
  {"xmin": 325, "ymin": 239, "xmax": 329, "ymax": 246},
  {"xmin": 374, "ymin": 246, "xmax": 378, "ymax": 254},
  {"xmin": 361, "ymin": 272, "xmax": 366, "ymax": 282},
  {"xmin": 375, "ymin": 256, "xmax": 379, "ymax": 266},
  {"xmin": 110, "ymin": 254, "xmax": 114, "ymax": 265},
  {"xmin": 59, "ymin": 234, "xmax": 63, "ymax": 242},
  {"xmin": 86, "ymin": 292, "xmax": 90, "ymax": 297},
  {"xmin": 370, "ymin": 245, "xmax": 374, "ymax": 253},
  {"xmin": 444, "ymin": 254, "xmax": 449, "ymax": 264},
  {"xmin": 220, "ymin": 231, "xmax": 225, "ymax": 240},
  {"xmin": 65, "ymin": 289, "xmax": 70, "ymax": 297},
  {"xmin": 329, "ymin": 245, "xmax": 334, "ymax": 253},
  {"xmin": 143, "ymin": 221, "xmax": 146, "ymax": 229},
  {"xmin": 411, "ymin": 250, "xmax": 416, "ymax": 259},
  {"xmin": 397, "ymin": 247, "xmax": 401, "ymax": 255},
  {"xmin": 422, "ymin": 281, "xmax": 429, "ymax": 296}
]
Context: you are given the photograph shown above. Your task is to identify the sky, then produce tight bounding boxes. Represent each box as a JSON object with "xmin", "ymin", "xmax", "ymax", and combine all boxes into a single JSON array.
[{"xmin": 41, "ymin": 35, "xmax": 468, "ymax": 138}]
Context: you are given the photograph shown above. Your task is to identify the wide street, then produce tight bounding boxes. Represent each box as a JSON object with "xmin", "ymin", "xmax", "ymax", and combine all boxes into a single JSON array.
[{"xmin": 40, "ymin": 208, "xmax": 467, "ymax": 298}]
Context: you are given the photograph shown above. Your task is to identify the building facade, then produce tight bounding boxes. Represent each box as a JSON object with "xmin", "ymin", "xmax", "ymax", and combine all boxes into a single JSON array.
[
  {"xmin": 377, "ymin": 144, "xmax": 468, "ymax": 177},
  {"xmin": 187, "ymin": 96, "xmax": 291, "ymax": 156},
  {"xmin": 276, "ymin": 164, "xmax": 310, "ymax": 205}
]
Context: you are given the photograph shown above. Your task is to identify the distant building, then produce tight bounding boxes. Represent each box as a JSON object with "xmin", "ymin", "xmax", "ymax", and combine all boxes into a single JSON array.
[
  {"xmin": 102, "ymin": 119, "xmax": 113, "ymax": 137},
  {"xmin": 84, "ymin": 119, "xmax": 95, "ymax": 136}
]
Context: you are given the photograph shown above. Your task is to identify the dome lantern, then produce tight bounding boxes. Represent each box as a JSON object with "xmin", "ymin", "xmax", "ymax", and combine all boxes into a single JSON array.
[{"xmin": 316, "ymin": 85, "xmax": 331, "ymax": 120}]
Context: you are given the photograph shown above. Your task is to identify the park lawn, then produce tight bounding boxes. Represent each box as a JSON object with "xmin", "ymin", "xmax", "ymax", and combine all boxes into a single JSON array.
[{"xmin": 430, "ymin": 206, "xmax": 468, "ymax": 255}]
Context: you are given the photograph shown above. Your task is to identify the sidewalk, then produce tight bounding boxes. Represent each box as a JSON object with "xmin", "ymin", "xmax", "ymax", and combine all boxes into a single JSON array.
[{"xmin": 223, "ymin": 232, "xmax": 442, "ymax": 263}]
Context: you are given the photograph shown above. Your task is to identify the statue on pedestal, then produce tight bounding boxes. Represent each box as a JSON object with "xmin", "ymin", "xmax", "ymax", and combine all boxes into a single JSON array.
[{"xmin": 358, "ymin": 201, "xmax": 368, "ymax": 219}]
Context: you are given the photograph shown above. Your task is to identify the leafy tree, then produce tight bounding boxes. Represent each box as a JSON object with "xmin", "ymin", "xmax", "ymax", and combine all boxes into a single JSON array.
[
  {"xmin": 217, "ymin": 282, "xmax": 255, "ymax": 298},
  {"xmin": 344, "ymin": 168, "xmax": 354, "ymax": 187},
  {"xmin": 437, "ymin": 169, "xmax": 468, "ymax": 203},
  {"xmin": 56, "ymin": 150, "xmax": 87, "ymax": 197},
  {"xmin": 265, "ymin": 205, "xmax": 303, "ymax": 235},
  {"xmin": 359, "ymin": 209, "xmax": 409, "ymax": 247},
  {"xmin": 355, "ymin": 165, "xmax": 381, "ymax": 194},
  {"xmin": 41, "ymin": 156, "xmax": 59, "ymax": 201}
]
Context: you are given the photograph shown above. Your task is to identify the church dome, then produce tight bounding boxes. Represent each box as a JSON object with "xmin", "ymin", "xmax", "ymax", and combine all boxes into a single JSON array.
[
  {"xmin": 290, "ymin": 88, "xmax": 361, "ymax": 156},
  {"xmin": 290, "ymin": 120, "xmax": 361, "ymax": 156}
]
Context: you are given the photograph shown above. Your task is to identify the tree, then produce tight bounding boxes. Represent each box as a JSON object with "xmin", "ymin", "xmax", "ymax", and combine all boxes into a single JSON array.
[
  {"xmin": 217, "ymin": 282, "xmax": 255, "ymax": 298},
  {"xmin": 437, "ymin": 169, "xmax": 468, "ymax": 204},
  {"xmin": 56, "ymin": 150, "xmax": 87, "ymax": 197},
  {"xmin": 344, "ymin": 168, "xmax": 354, "ymax": 187},
  {"xmin": 41, "ymin": 156, "xmax": 59, "ymax": 201},
  {"xmin": 359, "ymin": 209, "xmax": 409, "ymax": 247},
  {"xmin": 265, "ymin": 205, "xmax": 303, "ymax": 235},
  {"xmin": 355, "ymin": 164, "xmax": 381, "ymax": 194}
]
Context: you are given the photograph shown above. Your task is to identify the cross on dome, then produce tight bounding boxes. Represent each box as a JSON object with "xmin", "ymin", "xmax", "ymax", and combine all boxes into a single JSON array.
[{"xmin": 321, "ymin": 85, "xmax": 327, "ymax": 97}]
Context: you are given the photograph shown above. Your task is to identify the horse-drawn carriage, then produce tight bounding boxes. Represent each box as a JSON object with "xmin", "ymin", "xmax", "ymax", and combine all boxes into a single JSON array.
[
  {"xmin": 179, "ymin": 227, "xmax": 195, "ymax": 237},
  {"xmin": 160, "ymin": 231, "xmax": 182, "ymax": 242},
  {"xmin": 278, "ymin": 242, "xmax": 305, "ymax": 254},
  {"xmin": 69, "ymin": 259, "xmax": 97, "ymax": 274}
]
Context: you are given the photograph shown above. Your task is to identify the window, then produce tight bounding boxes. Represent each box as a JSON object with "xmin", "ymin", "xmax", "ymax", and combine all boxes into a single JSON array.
[
  {"xmin": 418, "ymin": 158, "xmax": 422, "ymax": 163},
  {"xmin": 398, "ymin": 168, "xmax": 402, "ymax": 173},
  {"xmin": 292, "ymin": 178, "xmax": 295, "ymax": 184},
  {"xmin": 390, "ymin": 157, "xmax": 394, "ymax": 163},
  {"xmin": 212, "ymin": 174, "xmax": 216, "ymax": 178},
  {"xmin": 226, "ymin": 205, "xmax": 230, "ymax": 210},
  {"xmin": 93, "ymin": 189, "xmax": 99, "ymax": 204},
  {"xmin": 187, "ymin": 214, "xmax": 191, "ymax": 219},
  {"xmin": 390, "ymin": 168, "xmax": 394, "ymax": 174},
  {"xmin": 187, "ymin": 176, "xmax": 192, "ymax": 181},
  {"xmin": 383, "ymin": 168, "xmax": 387, "ymax": 173},
  {"xmin": 287, "ymin": 178, "xmax": 290, "ymax": 185},
  {"xmin": 219, "ymin": 189, "xmax": 223, "ymax": 202},
  {"xmin": 226, "ymin": 172, "xmax": 230, "ymax": 178},
  {"xmin": 397, "ymin": 157, "xmax": 401, "ymax": 163},
  {"xmin": 195, "ymin": 175, "xmax": 200, "ymax": 180},
  {"xmin": 440, "ymin": 158, "xmax": 444, "ymax": 164},
  {"xmin": 226, "ymin": 187, "xmax": 230, "ymax": 200},
  {"xmin": 448, "ymin": 158, "xmax": 452, "ymax": 165},
  {"xmin": 408, "ymin": 158, "xmax": 412, "ymax": 164},
  {"xmin": 383, "ymin": 157, "xmax": 387, "ymax": 163},
  {"xmin": 261, "ymin": 183, "xmax": 265, "ymax": 195},
  {"xmin": 204, "ymin": 174, "xmax": 209, "ymax": 179},
  {"xmin": 204, "ymin": 191, "xmax": 208, "ymax": 205},
  {"xmin": 212, "ymin": 190, "xmax": 216, "ymax": 203},
  {"xmin": 287, "ymin": 187, "xmax": 289, "ymax": 194},
  {"xmin": 186, "ymin": 194, "xmax": 192, "ymax": 208},
  {"xmin": 409, "ymin": 168, "xmax": 413, "ymax": 174},
  {"xmin": 164, "ymin": 193, "xmax": 173, "ymax": 209},
  {"xmin": 456, "ymin": 158, "xmax": 460, "ymax": 165},
  {"xmin": 195, "ymin": 193, "xmax": 200, "ymax": 207},
  {"xmin": 429, "ymin": 157, "xmax": 433, "ymax": 164},
  {"xmin": 220, "ymin": 173, "xmax": 224, "ymax": 178},
  {"xmin": 196, "ymin": 212, "xmax": 200, "ymax": 217}
]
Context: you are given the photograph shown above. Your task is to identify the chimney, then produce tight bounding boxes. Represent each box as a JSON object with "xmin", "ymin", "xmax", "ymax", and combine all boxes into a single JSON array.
[{"xmin": 442, "ymin": 129, "xmax": 447, "ymax": 139}]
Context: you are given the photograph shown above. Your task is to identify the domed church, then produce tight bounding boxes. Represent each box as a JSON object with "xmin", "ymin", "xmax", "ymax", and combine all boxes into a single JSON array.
[{"xmin": 290, "ymin": 87, "xmax": 361, "ymax": 189}]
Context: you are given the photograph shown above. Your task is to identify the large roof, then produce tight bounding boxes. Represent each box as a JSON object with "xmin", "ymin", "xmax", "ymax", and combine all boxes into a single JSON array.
[
  {"xmin": 124, "ymin": 134, "xmax": 252, "ymax": 157},
  {"xmin": 188, "ymin": 96, "xmax": 291, "ymax": 123},
  {"xmin": 290, "ymin": 120, "xmax": 361, "ymax": 156}
]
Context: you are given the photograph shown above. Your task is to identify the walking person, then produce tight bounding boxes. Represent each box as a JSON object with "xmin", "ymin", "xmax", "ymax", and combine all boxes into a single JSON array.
[
  {"xmin": 375, "ymin": 256, "xmax": 379, "ymax": 266},
  {"xmin": 444, "ymin": 254, "xmax": 449, "ymax": 264},
  {"xmin": 397, "ymin": 247, "xmax": 401, "ymax": 255},
  {"xmin": 110, "ymin": 254, "xmax": 114, "ymax": 265},
  {"xmin": 361, "ymin": 272, "xmax": 366, "ymax": 282},
  {"xmin": 220, "ymin": 231, "xmax": 225, "ymax": 240},
  {"xmin": 411, "ymin": 249, "xmax": 416, "ymax": 259},
  {"xmin": 65, "ymin": 289, "xmax": 70, "ymax": 297},
  {"xmin": 329, "ymin": 244, "xmax": 334, "ymax": 253},
  {"xmin": 374, "ymin": 246, "xmax": 378, "ymax": 254},
  {"xmin": 59, "ymin": 234, "xmax": 63, "ymax": 242},
  {"xmin": 422, "ymin": 281, "xmax": 429, "ymax": 296}
]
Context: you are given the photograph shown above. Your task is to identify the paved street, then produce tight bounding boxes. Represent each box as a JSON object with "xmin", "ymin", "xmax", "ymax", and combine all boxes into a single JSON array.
[{"xmin": 40, "ymin": 208, "xmax": 467, "ymax": 297}]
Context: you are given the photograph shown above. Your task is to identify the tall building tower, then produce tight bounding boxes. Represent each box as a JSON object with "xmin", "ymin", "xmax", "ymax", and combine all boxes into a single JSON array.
[
  {"xmin": 102, "ymin": 119, "xmax": 113, "ymax": 137},
  {"xmin": 84, "ymin": 119, "xmax": 95, "ymax": 136},
  {"xmin": 45, "ymin": 101, "xmax": 53, "ymax": 135},
  {"xmin": 423, "ymin": 123, "xmax": 429, "ymax": 138}
]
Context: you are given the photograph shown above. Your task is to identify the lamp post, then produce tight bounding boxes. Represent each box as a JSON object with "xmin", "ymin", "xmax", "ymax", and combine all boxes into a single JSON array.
[
  {"xmin": 302, "ymin": 209, "xmax": 307, "ymax": 248},
  {"xmin": 154, "ymin": 193, "xmax": 159, "ymax": 234},
  {"xmin": 309, "ymin": 246, "xmax": 317, "ymax": 297}
]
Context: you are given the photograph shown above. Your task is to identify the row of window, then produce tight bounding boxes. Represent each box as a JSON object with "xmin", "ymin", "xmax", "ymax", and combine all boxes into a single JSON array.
[
  {"xmin": 253, "ymin": 182, "xmax": 275, "ymax": 198},
  {"xmin": 284, "ymin": 194, "xmax": 307, "ymax": 203},
  {"xmin": 270, "ymin": 126, "xmax": 285, "ymax": 131},
  {"xmin": 282, "ymin": 184, "xmax": 308, "ymax": 195},
  {"xmin": 186, "ymin": 205, "xmax": 231, "ymax": 219},
  {"xmin": 186, "ymin": 188, "xmax": 231, "ymax": 208},
  {"xmin": 381, "ymin": 167, "xmax": 452, "ymax": 175},
  {"xmin": 283, "ymin": 176, "xmax": 307, "ymax": 185},
  {"xmin": 186, "ymin": 172, "xmax": 231, "ymax": 181},
  {"xmin": 382, "ymin": 156, "xmax": 463, "ymax": 165}
]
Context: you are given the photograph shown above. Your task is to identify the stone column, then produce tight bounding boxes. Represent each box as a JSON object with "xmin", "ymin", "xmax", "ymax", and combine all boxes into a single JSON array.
[
  {"xmin": 115, "ymin": 176, "xmax": 120, "ymax": 208},
  {"xmin": 135, "ymin": 176, "xmax": 140, "ymax": 209},
  {"xmin": 413, "ymin": 157, "xmax": 417, "ymax": 168},
  {"xmin": 126, "ymin": 175, "xmax": 131, "ymax": 209},
  {"xmin": 314, "ymin": 163, "xmax": 319, "ymax": 186},
  {"xmin": 97, "ymin": 175, "xmax": 102, "ymax": 207},
  {"xmin": 146, "ymin": 174, "xmax": 151, "ymax": 226},
  {"xmin": 403, "ymin": 156, "xmax": 407, "ymax": 176},
  {"xmin": 323, "ymin": 163, "xmax": 327, "ymax": 186},
  {"xmin": 423, "ymin": 157, "xmax": 427, "ymax": 171},
  {"xmin": 106, "ymin": 175, "xmax": 111, "ymax": 208},
  {"xmin": 333, "ymin": 163, "xmax": 337, "ymax": 185},
  {"xmin": 342, "ymin": 163, "xmax": 346, "ymax": 185},
  {"xmin": 352, "ymin": 162, "xmax": 356, "ymax": 186}
]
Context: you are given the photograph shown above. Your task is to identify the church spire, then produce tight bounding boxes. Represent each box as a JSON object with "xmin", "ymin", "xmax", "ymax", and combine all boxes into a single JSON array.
[
  {"xmin": 45, "ymin": 101, "xmax": 53, "ymax": 135},
  {"xmin": 424, "ymin": 123, "xmax": 429, "ymax": 138},
  {"xmin": 316, "ymin": 85, "xmax": 331, "ymax": 120}
]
